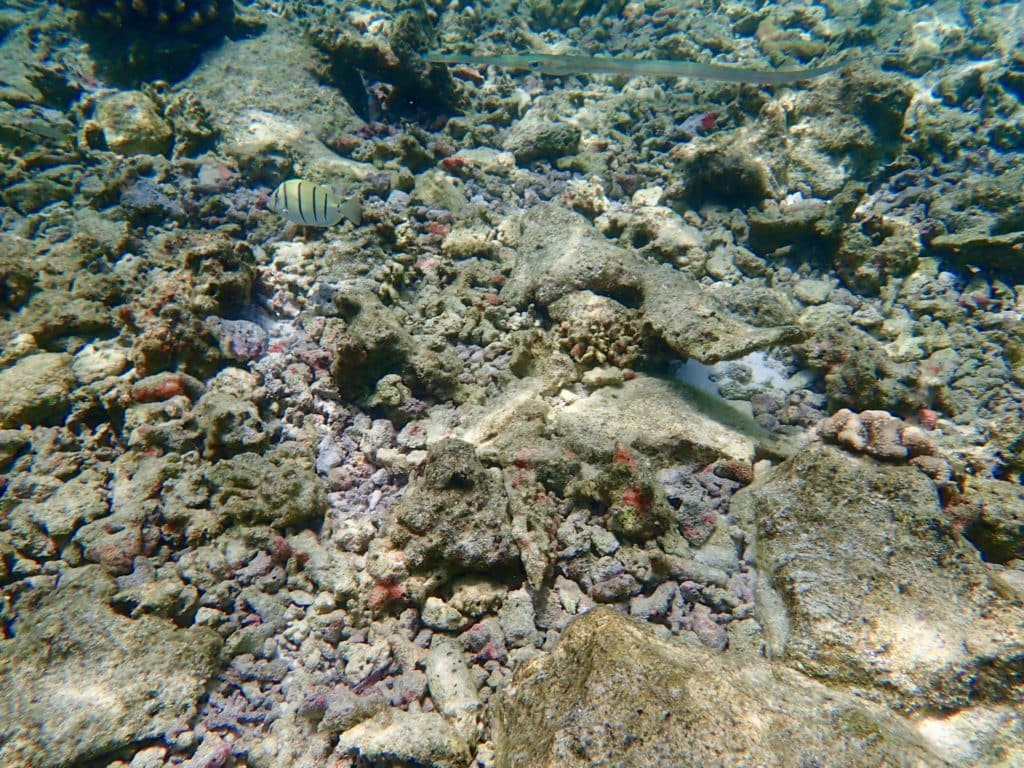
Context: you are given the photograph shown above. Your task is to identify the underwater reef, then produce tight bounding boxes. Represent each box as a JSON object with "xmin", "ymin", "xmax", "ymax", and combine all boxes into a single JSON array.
[
  {"xmin": 61, "ymin": 0, "xmax": 240, "ymax": 84},
  {"xmin": 1, "ymin": 1, "xmax": 1024, "ymax": 767}
]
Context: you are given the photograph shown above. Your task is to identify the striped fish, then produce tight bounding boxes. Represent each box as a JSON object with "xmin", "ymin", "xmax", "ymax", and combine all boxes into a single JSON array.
[{"xmin": 268, "ymin": 179, "xmax": 362, "ymax": 227}]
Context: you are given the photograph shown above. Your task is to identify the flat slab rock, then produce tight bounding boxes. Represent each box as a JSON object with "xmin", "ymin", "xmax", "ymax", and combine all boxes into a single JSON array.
[
  {"xmin": 332, "ymin": 709, "xmax": 470, "ymax": 768},
  {"xmin": 0, "ymin": 566, "xmax": 222, "ymax": 768},
  {"xmin": 494, "ymin": 607, "xmax": 945, "ymax": 768},
  {"xmin": 736, "ymin": 443, "xmax": 1024, "ymax": 713},
  {"xmin": 556, "ymin": 374, "xmax": 763, "ymax": 464}
]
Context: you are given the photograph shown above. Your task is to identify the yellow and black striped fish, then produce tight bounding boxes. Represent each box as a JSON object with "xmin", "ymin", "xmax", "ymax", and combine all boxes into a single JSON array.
[{"xmin": 268, "ymin": 179, "xmax": 362, "ymax": 227}]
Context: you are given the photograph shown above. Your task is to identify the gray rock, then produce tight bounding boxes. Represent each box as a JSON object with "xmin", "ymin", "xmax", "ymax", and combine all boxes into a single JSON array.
[
  {"xmin": 493, "ymin": 607, "xmax": 946, "ymax": 768},
  {"xmin": 71, "ymin": 344, "xmax": 129, "ymax": 384},
  {"xmin": 21, "ymin": 467, "xmax": 109, "ymax": 540},
  {"xmin": 205, "ymin": 316, "xmax": 268, "ymax": 362},
  {"xmin": 589, "ymin": 572, "xmax": 642, "ymax": 603},
  {"xmin": 329, "ymin": 290, "xmax": 416, "ymax": 401},
  {"xmin": 0, "ymin": 353, "xmax": 74, "ymax": 428},
  {"xmin": 672, "ymin": 138, "xmax": 778, "ymax": 208},
  {"xmin": 448, "ymin": 577, "xmax": 507, "ymax": 619},
  {"xmin": 629, "ymin": 581, "xmax": 677, "ymax": 621},
  {"xmin": 502, "ymin": 204, "xmax": 801, "ymax": 363},
  {"xmin": 181, "ymin": 21, "xmax": 364, "ymax": 184},
  {"xmin": 112, "ymin": 572, "xmax": 198, "ymax": 623},
  {"xmin": 94, "ymin": 91, "xmax": 172, "ymax": 155},
  {"xmin": 411, "ymin": 168, "xmax": 469, "ymax": 212},
  {"xmin": 793, "ymin": 277, "xmax": 832, "ymax": 305},
  {"xmin": 332, "ymin": 710, "xmax": 470, "ymax": 768},
  {"xmin": 0, "ymin": 243, "xmax": 35, "ymax": 311},
  {"xmin": 119, "ymin": 177, "xmax": 185, "ymax": 222},
  {"xmin": 957, "ymin": 477, "xmax": 1024, "ymax": 564},
  {"xmin": 205, "ymin": 446, "xmax": 327, "ymax": 529},
  {"xmin": 288, "ymin": 530, "xmax": 360, "ymax": 601},
  {"xmin": 503, "ymin": 109, "xmax": 581, "ymax": 163},
  {"xmin": 0, "ymin": 428, "xmax": 29, "ymax": 471},
  {"xmin": 555, "ymin": 374, "xmax": 763, "ymax": 464},
  {"xmin": 592, "ymin": 445, "xmax": 674, "ymax": 542},
  {"xmin": 796, "ymin": 310, "xmax": 923, "ymax": 412},
  {"xmin": 0, "ymin": 566, "xmax": 221, "ymax": 768},
  {"xmin": 388, "ymin": 438, "xmax": 517, "ymax": 574},
  {"xmin": 318, "ymin": 686, "xmax": 379, "ymax": 737},
  {"xmin": 716, "ymin": 282, "xmax": 800, "ymax": 328},
  {"xmin": 343, "ymin": 640, "xmax": 393, "ymax": 688},
  {"xmin": 687, "ymin": 602, "xmax": 729, "ymax": 651},
  {"xmin": 425, "ymin": 636, "xmax": 482, "ymax": 742},
  {"xmin": 2, "ymin": 174, "xmax": 74, "ymax": 214},
  {"xmin": 505, "ymin": 465, "xmax": 559, "ymax": 589},
  {"xmin": 497, "ymin": 587, "xmax": 538, "ymax": 648},
  {"xmin": 501, "ymin": 204, "xmax": 646, "ymax": 309},
  {"xmin": 179, "ymin": 735, "xmax": 232, "ymax": 768},
  {"xmin": 0, "ymin": 100, "xmax": 76, "ymax": 149},
  {"xmin": 421, "ymin": 596, "xmax": 468, "ymax": 632},
  {"xmin": 736, "ymin": 443, "xmax": 1024, "ymax": 712},
  {"xmin": 128, "ymin": 744, "xmax": 168, "ymax": 768},
  {"xmin": 642, "ymin": 261, "xmax": 802, "ymax": 363},
  {"xmin": 72, "ymin": 453, "xmax": 175, "ymax": 573},
  {"xmin": 194, "ymin": 390, "xmax": 269, "ymax": 459}
]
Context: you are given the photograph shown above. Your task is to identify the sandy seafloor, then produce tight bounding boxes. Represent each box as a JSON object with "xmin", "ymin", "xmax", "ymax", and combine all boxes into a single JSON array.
[{"xmin": 1, "ymin": 0, "xmax": 1024, "ymax": 766}]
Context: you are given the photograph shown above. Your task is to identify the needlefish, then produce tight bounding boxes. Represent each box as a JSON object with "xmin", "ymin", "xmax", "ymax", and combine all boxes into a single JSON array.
[
  {"xmin": 268, "ymin": 179, "xmax": 362, "ymax": 227},
  {"xmin": 424, "ymin": 51, "xmax": 841, "ymax": 86}
]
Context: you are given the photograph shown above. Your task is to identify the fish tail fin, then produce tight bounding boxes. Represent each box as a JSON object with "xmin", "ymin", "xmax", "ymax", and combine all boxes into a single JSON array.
[{"xmin": 339, "ymin": 197, "xmax": 362, "ymax": 226}]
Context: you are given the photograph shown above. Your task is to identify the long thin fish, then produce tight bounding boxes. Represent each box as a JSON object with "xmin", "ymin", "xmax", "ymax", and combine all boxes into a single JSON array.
[
  {"xmin": 424, "ymin": 51, "xmax": 840, "ymax": 85},
  {"xmin": 269, "ymin": 179, "xmax": 362, "ymax": 227}
]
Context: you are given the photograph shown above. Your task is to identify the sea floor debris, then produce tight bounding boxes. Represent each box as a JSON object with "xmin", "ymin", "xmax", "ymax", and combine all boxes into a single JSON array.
[{"xmin": 2, "ymin": 1, "xmax": 1024, "ymax": 767}]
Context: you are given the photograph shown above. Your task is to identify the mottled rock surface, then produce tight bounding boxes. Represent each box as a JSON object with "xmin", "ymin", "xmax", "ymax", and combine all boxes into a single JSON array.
[
  {"xmin": 387, "ymin": 438, "xmax": 517, "ymax": 573},
  {"xmin": 502, "ymin": 108, "xmax": 582, "ymax": 163},
  {"xmin": 501, "ymin": 203, "xmax": 645, "ymax": 309},
  {"xmin": 182, "ymin": 21, "xmax": 364, "ymax": 184},
  {"xmin": 947, "ymin": 477, "xmax": 1024, "ymax": 564},
  {"xmin": 93, "ymin": 90, "xmax": 173, "ymax": 155},
  {"xmin": 641, "ymin": 261, "xmax": 803, "ymax": 363},
  {"xmin": 0, "ymin": 566, "xmax": 221, "ymax": 768},
  {"xmin": 494, "ymin": 607, "xmax": 945, "ymax": 768},
  {"xmin": 555, "ymin": 374, "xmax": 766, "ymax": 464},
  {"xmin": 736, "ymin": 443, "xmax": 1024, "ymax": 712},
  {"xmin": 0, "ymin": 352, "xmax": 75, "ymax": 428},
  {"xmin": 502, "ymin": 204, "xmax": 801, "ymax": 363},
  {"xmin": 332, "ymin": 709, "xmax": 471, "ymax": 768},
  {"xmin": 204, "ymin": 447, "xmax": 328, "ymax": 529}
]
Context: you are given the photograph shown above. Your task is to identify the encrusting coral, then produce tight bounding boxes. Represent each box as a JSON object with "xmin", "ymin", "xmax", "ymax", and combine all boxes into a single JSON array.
[{"xmin": 61, "ymin": 0, "xmax": 235, "ymax": 83}]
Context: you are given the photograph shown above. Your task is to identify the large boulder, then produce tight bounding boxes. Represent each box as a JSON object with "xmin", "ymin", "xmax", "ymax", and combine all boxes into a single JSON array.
[
  {"xmin": 953, "ymin": 476, "xmax": 1024, "ymax": 564},
  {"xmin": 735, "ymin": 443, "xmax": 1024, "ymax": 712},
  {"xmin": 181, "ymin": 21, "xmax": 365, "ymax": 185},
  {"xmin": 0, "ymin": 566, "xmax": 221, "ymax": 768},
  {"xmin": 501, "ymin": 204, "xmax": 645, "ymax": 310},
  {"xmin": 387, "ymin": 438, "xmax": 517, "ymax": 574},
  {"xmin": 493, "ymin": 607, "xmax": 945, "ymax": 767}
]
